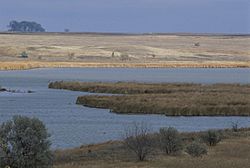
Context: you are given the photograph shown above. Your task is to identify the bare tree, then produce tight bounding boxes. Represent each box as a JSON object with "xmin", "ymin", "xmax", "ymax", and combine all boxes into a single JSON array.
[
  {"xmin": 123, "ymin": 122, "xmax": 153, "ymax": 161},
  {"xmin": 231, "ymin": 121, "xmax": 239, "ymax": 132},
  {"xmin": 158, "ymin": 127, "xmax": 183, "ymax": 155}
]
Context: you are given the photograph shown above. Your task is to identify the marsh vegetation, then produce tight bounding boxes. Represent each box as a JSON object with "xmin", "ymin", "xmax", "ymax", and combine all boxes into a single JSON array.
[{"xmin": 49, "ymin": 81, "xmax": 250, "ymax": 116}]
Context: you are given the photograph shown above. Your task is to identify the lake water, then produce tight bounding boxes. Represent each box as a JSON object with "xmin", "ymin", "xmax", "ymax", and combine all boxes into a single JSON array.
[{"xmin": 0, "ymin": 68, "xmax": 250, "ymax": 149}]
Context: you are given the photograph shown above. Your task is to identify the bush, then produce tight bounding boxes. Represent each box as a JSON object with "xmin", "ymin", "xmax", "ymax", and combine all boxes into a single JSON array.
[
  {"xmin": 123, "ymin": 122, "xmax": 153, "ymax": 161},
  {"xmin": 202, "ymin": 130, "xmax": 222, "ymax": 146},
  {"xmin": 20, "ymin": 51, "xmax": 28, "ymax": 58},
  {"xmin": 120, "ymin": 54, "xmax": 130, "ymax": 61},
  {"xmin": 231, "ymin": 121, "xmax": 239, "ymax": 132},
  {"xmin": 158, "ymin": 127, "xmax": 183, "ymax": 155},
  {"xmin": 0, "ymin": 116, "xmax": 53, "ymax": 168},
  {"xmin": 186, "ymin": 142, "xmax": 207, "ymax": 157}
]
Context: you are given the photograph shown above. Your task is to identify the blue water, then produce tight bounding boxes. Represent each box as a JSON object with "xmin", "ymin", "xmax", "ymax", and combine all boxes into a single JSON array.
[{"xmin": 0, "ymin": 68, "xmax": 250, "ymax": 149}]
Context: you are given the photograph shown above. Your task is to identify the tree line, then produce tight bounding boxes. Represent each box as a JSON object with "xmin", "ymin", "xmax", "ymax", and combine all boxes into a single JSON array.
[{"xmin": 8, "ymin": 20, "xmax": 46, "ymax": 32}]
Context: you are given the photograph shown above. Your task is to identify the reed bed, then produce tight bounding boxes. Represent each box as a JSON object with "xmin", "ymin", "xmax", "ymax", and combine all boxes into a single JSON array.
[
  {"xmin": 1, "ymin": 61, "xmax": 250, "ymax": 70},
  {"xmin": 49, "ymin": 81, "xmax": 250, "ymax": 116}
]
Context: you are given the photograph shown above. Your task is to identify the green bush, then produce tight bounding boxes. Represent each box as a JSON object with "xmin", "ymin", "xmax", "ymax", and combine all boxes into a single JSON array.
[
  {"xmin": 202, "ymin": 130, "xmax": 222, "ymax": 146},
  {"xmin": 0, "ymin": 116, "xmax": 53, "ymax": 168},
  {"xmin": 20, "ymin": 51, "xmax": 28, "ymax": 58},
  {"xmin": 186, "ymin": 142, "xmax": 207, "ymax": 157},
  {"xmin": 158, "ymin": 127, "xmax": 183, "ymax": 155}
]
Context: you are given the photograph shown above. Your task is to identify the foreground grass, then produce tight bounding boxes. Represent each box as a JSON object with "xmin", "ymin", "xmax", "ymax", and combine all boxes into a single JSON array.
[
  {"xmin": 54, "ymin": 128, "xmax": 250, "ymax": 168},
  {"xmin": 49, "ymin": 81, "xmax": 250, "ymax": 116}
]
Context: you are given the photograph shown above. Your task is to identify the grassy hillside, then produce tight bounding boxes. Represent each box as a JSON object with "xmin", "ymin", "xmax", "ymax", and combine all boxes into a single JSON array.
[
  {"xmin": 54, "ymin": 128, "xmax": 250, "ymax": 168},
  {"xmin": 0, "ymin": 33, "xmax": 250, "ymax": 69}
]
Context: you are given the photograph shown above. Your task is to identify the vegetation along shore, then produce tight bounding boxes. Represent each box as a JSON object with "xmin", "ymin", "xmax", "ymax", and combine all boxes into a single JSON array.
[
  {"xmin": 54, "ymin": 127, "xmax": 250, "ymax": 168},
  {"xmin": 49, "ymin": 81, "xmax": 250, "ymax": 116}
]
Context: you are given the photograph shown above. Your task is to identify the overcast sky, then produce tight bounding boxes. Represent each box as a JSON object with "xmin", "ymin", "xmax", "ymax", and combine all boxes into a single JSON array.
[{"xmin": 0, "ymin": 0, "xmax": 249, "ymax": 33}]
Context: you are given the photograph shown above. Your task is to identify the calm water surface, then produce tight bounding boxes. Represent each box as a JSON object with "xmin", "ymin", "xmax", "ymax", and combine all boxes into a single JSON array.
[{"xmin": 0, "ymin": 68, "xmax": 250, "ymax": 149}]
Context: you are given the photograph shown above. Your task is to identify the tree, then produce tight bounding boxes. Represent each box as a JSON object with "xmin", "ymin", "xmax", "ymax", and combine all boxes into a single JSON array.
[
  {"xmin": 123, "ymin": 122, "xmax": 153, "ymax": 161},
  {"xmin": 0, "ymin": 116, "xmax": 53, "ymax": 168},
  {"xmin": 64, "ymin": 29, "xmax": 70, "ymax": 33},
  {"xmin": 8, "ymin": 20, "xmax": 45, "ymax": 32},
  {"xmin": 20, "ymin": 51, "xmax": 28, "ymax": 58},
  {"xmin": 158, "ymin": 127, "xmax": 183, "ymax": 155}
]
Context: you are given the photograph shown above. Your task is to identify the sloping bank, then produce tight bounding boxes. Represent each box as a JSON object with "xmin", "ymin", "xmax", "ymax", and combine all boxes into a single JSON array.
[{"xmin": 48, "ymin": 81, "xmax": 250, "ymax": 116}]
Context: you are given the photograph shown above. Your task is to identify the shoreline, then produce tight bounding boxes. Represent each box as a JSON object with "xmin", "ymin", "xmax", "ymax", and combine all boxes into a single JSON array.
[{"xmin": 1, "ymin": 61, "xmax": 250, "ymax": 70}]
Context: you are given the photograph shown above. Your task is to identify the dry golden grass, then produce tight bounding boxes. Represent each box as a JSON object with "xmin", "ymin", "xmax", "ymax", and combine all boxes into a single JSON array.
[
  {"xmin": 54, "ymin": 129, "xmax": 250, "ymax": 168},
  {"xmin": 1, "ymin": 61, "xmax": 249, "ymax": 70},
  {"xmin": 0, "ymin": 33, "xmax": 250, "ymax": 69}
]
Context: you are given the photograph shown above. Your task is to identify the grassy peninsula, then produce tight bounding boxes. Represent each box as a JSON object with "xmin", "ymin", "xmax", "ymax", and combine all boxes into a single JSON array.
[{"xmin": 49, "ymin": 81, "xmax": 250, "ymax": 116}]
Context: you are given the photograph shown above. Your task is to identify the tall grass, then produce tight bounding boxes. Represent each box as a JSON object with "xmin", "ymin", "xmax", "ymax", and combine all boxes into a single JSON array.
[
  {"xmin": 1, "ymin": 61, "xmax": 250, "ymax": 70},
  {"xmin": 49, "ymin": 81, "xmax": 250, "ymax": 116}
]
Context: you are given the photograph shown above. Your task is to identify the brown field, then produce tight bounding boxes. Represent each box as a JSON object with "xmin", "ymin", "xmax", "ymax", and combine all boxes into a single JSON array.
[
  {"xmin": 54, "ymin": 128, "xmax": 250, "ymax": 168},
  {"xmin": 0, "ymin": 33, "xmax": 250, "ymax": 70},
  {"xmin": 49, "ymin": 81, "xmax": 250, "ymax": 116}
]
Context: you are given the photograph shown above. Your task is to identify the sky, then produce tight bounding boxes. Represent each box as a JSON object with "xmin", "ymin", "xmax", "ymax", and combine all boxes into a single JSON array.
[{"xmin": 0, "ymin": 0, "xmax": 249, "ymax": 33}]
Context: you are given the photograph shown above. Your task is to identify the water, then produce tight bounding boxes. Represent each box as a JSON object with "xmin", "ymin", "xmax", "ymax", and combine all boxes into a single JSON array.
[{"xmin": 0, "ymin": 68, "xmax": 250, "ymax": 149}]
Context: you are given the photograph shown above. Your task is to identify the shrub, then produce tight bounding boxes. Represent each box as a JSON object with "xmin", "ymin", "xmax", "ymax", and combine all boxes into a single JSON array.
[
  {"xmin": 202, "ymin": 130, "xmax": 222, "ymax": 146},
  {"xmin": 68, "ymin": 52, "xmax": 75, "ymax": 60},
  {"xmin": 158, "ymin": 127, "xmax": 183, "ymax": 155},
  {"xmin": 0, "ymin": 116, "xmax": 53, "ymax": 168},
  {"xmin": 20, "ymin": 51, "xmax": 28, "ymax": 58},
  {"xmin": 123, "ymin": 122, "xmax": 153, "ymax": 161},
  {"xmin": 194, "ymin": 42, "xmax": 200, "ymax": 47},
  {"xmin": 186, "ymin": 142, "xmax": 207, "ymax": 157},
  {"xmin": 231, "ymin": 121, "xmax": 239, "ymax": 132},
  {"xmin": 120, "ymin": 54, "xmax": 130, "ymax": 61}
]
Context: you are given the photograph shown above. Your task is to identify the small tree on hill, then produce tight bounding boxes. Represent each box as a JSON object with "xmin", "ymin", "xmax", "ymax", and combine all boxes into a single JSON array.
[{"xmin": 0, "ymin": 116, "xmax": 53, "ymax": 168}]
